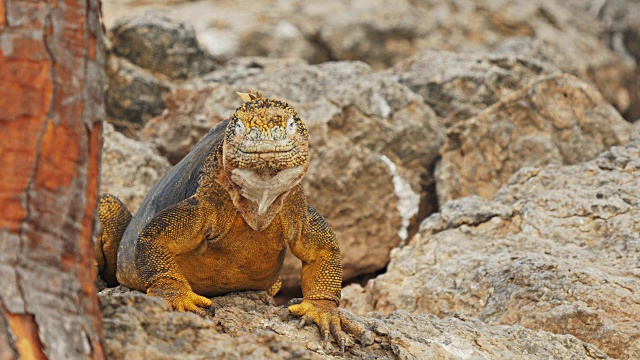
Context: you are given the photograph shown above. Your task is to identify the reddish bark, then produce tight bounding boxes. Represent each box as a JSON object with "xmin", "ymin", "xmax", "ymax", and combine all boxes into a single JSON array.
[{"xmin": 0, "ymin": 0, "xmax": 106, "ymax": 359}]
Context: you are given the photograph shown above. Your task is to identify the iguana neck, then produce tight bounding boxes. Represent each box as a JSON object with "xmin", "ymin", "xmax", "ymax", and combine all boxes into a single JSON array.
[{"xmin": 210, "ymin": 148, "xmax": 307, "ymax": 231}]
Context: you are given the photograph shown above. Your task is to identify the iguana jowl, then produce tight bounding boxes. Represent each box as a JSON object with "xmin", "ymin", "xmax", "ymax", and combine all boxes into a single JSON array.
[{"xmin": 96, "ymin": 92, "xmax": 367, "ymax": 353}]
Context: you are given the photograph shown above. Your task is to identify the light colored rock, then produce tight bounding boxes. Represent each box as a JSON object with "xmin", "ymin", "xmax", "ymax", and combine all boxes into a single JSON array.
[
  {"xmin": 100, "ymin": 122, "xmax": 171, "ymax": 213},
  {"xmin": 105, "ymin": 55, "xmax": 173, "ymax": 132},
  {"xmin": 102, "ymin": 0, "xmax": 637, "ymax": 120},
  {"xmin": 495, "ymin": 37, "xmax": 638, "ymax": 121},
  {"xmin": 389, "ymin": 50, "xmax": 560, "ymax": 127},
  {"xmin": 343, "ymin": 141, "xmax": 640, "ymax": 359},
  {"xmin": 108, "ymin": 10, "xmax": 217, "ymax": 80},
  {"xmin": 139, "ymin": 60, "xmax": 446, "ymax": 292},
  {"xmin": 435, "ymin": 74, "xmax": 630, "ymax": 205},
  {"xmin": 99, "ymin": 287, "xmax": 609, "ymax": 359}
]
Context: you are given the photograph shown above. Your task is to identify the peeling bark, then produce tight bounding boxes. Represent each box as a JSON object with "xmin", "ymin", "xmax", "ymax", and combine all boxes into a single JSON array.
[{"xmin": 0, "ymin": 0, "xmax": 106, "ymax": 359}]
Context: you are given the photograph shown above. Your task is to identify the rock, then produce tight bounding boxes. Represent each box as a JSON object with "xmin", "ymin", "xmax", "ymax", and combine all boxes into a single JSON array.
[
  {"xmin": 592, "ymin": 0, "xmax": 640, "ymax": 120},
  {"xmin": 200, "ymin": 56, "xmax": 310, "ymax": 85},
  {"xmin": 235, "ymin": 0, "xmax": 637, "ymax": 119},
  {"xmin": 99, "ymin": 288, "xmax": 609, "ymax": 359},
  {"xmin": 237, "ymin": 20, "xmax": 326, "ymax": 65},
  {"xmin": 102, "ymin": 0, "xmax": 640, "ymax": 121},
  {"xmin": 633, "ymin": 119, "xmax": 640, "ymax": 142},
  {"xmin": 495, "ymin": 37, "xmax": 638, "ymax": 121},
  {"xmin": 435, "ymin": 74, "xmax": 630, "ymax": 204},
  {"xmin": 389, "ymin": 50, "xmax": 560, "ymax": 126},
  {"xmin": 100, "ymin": 122, "xmax": 171, "ymax": 213},
  {"xmin": 138, "ymin": 84, "xmax": 236, "ymax": 165},
  {"xmin": 105, "ymin": 55, "xmax": 173, "ymax": 132},
  {"xmin": 139, "ymin": 60, "xmax": 446, "ymax": 292},
  {"xmin": 101, "ymin": 0, "xmax": 637, "ymax": 119},
  {"xmin": 343, "ymin": 141, "xmax": 640, "ymax": 359},
  {"xmin": 598, "ymin": 0, "xmax": 640, "ymax": 63},
  {"xmin": 108, "ymin": 11, "xmax": 217, "ymax": 81}
]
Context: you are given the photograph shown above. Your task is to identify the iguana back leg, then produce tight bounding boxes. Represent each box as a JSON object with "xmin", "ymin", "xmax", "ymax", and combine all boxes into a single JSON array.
[
  {"xmin": 267, "ymin": 276, "xmax": 282, "ymax": 297},
  {"xmin": 96, "ymin": 193, "xmax": 132, "ymax": 287}
]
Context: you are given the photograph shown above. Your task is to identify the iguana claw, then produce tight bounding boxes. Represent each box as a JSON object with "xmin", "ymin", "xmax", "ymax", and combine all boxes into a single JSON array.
[
  {"xmin": 289, "ymin": 299, "xmax": 369, "ymax": 355},
  {"xmin": 147, "ymin": 279, "xmax": 212, "ymax": 317}
]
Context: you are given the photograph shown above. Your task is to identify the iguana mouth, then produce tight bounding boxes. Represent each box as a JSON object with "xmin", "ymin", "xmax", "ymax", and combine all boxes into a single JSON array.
[{"xmin": 238, "ymin": 142, "xmax": 295, "ymax": 154}]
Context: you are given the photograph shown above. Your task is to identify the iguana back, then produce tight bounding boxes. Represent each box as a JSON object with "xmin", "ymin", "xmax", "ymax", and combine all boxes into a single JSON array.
[{"xmin": 116, "ymin": 119, "xmax": 229, "ymax": 287}]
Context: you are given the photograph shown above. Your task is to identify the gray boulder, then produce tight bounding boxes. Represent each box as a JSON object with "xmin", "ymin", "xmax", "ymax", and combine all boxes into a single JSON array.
[
  {"xmin": 105, "ymin": 55, "xmax": 173, "ymax": 132},
  {"xmin": 389, "ymin": 50, "xmax": 559, "ymax": 126},
  {"xmin": 108, "ymin": 11, "xmax": 217, "ymax": 80},
  {"xmin": 435, "ymin": 74, "xmax": 630, "ymax": 204},
  {"xmin": 343, "ymin": 141, "xmax": 640, "ymax": 359}
]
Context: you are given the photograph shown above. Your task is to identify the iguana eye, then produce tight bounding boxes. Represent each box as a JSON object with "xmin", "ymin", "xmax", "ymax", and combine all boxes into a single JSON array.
[
  {"xmin": 235, "ymin": 120, "xmax": 246, "ymax": 135},
  {"xmin": 286, "ymin": 116, "xmax": 297, "ymax": 134}
]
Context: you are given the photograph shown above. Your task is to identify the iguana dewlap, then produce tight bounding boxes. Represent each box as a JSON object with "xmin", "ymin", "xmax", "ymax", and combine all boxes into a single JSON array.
[{"xmin": 96, "ymin": 92, "xmax": 368, "ymax": 354}]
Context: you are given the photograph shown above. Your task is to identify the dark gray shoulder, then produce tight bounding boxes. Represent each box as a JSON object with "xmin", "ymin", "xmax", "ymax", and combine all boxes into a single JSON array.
[{"xmin": 119, "ymin": 119, "xmax": 229, "ymax": 257}]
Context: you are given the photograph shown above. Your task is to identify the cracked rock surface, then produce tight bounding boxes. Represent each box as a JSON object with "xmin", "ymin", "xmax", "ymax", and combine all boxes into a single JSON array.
[
  {"xmin": 435, "ymin": 74, "xmax": 631, "ymax": 204},
  {"xmin": 343, "ymin": 141, "xmax": 640, "ymax": 359},
  {"xmin": 389, "ymin": 50, "xmax": 560, "ymax": 127},
  {"xmin": 100, "ymin": 287, "xmax": 608, "ymax": 360}
]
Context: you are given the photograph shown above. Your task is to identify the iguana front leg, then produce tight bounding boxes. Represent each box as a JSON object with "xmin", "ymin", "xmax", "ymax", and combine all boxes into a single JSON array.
[
  {"xmin": 288, "ymin": 205, "xmax": 371, "ymax": 354},
  {"xmin": 135, "ymin": 196, "xmax": 213, "ymax": 316}
]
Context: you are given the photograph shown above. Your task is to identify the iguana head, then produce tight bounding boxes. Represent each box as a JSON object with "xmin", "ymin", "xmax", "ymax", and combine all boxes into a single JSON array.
[
  {"xmin": 221, "ymin": 92, "xmax": 310, "ymax": 230},
  {"xmin": 223, "ymin": 92, "xmax": 310, "ymax": 173}
]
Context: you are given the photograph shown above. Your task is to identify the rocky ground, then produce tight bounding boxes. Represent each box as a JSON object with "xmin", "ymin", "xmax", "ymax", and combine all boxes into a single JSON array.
[{"xmin": 99, "ymin": 0, "xmax": 640, "ymax": 358}]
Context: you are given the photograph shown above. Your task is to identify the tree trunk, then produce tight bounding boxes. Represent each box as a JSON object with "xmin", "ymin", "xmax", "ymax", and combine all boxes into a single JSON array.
[{"xmin": 0, "ymin": 0, "xmax": 106, "ymax": 359}]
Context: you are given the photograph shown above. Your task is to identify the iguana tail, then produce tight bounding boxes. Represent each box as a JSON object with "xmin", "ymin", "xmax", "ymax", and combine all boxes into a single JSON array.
[{"xmin": 95, "ymin": 193, "xmax": 132, "ymax": 287}]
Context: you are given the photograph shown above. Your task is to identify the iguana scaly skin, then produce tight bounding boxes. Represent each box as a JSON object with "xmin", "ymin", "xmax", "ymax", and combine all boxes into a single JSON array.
[{"xmin": 96, "ymin": 92, "xmax": 367, "ymax": 353}]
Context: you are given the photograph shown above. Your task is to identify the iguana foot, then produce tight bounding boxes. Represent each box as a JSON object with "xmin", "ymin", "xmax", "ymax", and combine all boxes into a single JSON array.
[
  {"xmin": 288, "ymin": 299, "xmax": 373, "ymax": 355},
  {"xmin": 147, "ymin": 280, "xmax": 213, "ymax": 317}
]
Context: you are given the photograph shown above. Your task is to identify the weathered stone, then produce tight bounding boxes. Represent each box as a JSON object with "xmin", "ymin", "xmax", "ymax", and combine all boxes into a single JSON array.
[
  {"xmin": 101, "ymin": 0, "xmax": 637, "ymax": 119},
  {"xmin": 389, "ymin": 50, "xmax": 559, "ymax": 126},
  {"xmin": 100, "ymin": 288, "xmax": 609, "ymax": 359},
  {"xmin": 591, "ymin": 0, "xmax": 640, "ymax": 120},
  {"xmin": 562, "ymin": 0, "xmax": 640, "ymax": 64},
  {"xmin": 139, "ymin": 60, "xmax": 446, "ymax": 292},
  {"xmin": 108, "ymin": 11, "xmax": 217, "ymax": 80},
  {"xmin": 138, "ymin": 84, "xmax": 236, "ymax": 165},
  {"xmin": 343, "ymin": 141, "xmax": 640, "ymax": 359},
  {"xmin": 105, "ymin": 55, "xmax": 173, "ymax": 131},
  {"xmin": 495, "ymin": 37, "xmax": 638, "ymax": 121},
  {"xmin": 237, "ymin": 21, "xmax": 326, "ymax": 65},
  {"xmin": 435, "ymin": 74, "xmax": 630, "ymax": 204},
  {"xmin": 100, "ymin": 122, "xmax": 171, "ymax": 214}
]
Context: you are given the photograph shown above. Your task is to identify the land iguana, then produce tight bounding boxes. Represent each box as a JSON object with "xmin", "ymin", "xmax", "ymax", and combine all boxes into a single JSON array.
[{"xmin": 95, "ymin": 92, "xmax": 370, "ymax": 354}]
